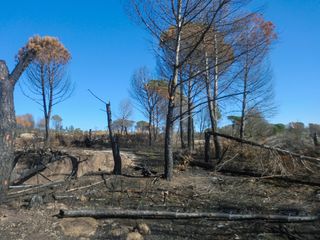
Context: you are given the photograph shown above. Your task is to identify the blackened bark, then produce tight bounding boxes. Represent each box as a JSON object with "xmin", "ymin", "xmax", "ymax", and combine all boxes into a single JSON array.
[
  {"xmin": 164, "ymin": 98, "xmax": 174, "ymax": 181},
  {"xmin": 205, "ymin": 52, "xmax": 221, "ymax": 161},
  {"xmin": 313, "ymin": 133, "xmax": 318, "ymax": 147},
  {"xmin": 187, "ymin": 112, "xmax": 193, "ymax": 151},
  {"xmin": 187, "ymin": 100, "xmax": 194, "ymax": 151},
  {"xmin": 164, "ymin": 0, "xmax": 182, "ymax": 181},
  {"xmin": 0, "ymin": 63, "xmax": 15, "ymax": 197},
  {"xmin": 0, "ymin": 52, "xmax": 35, "ymax": 197},
  {"xmin": 191, "ymin": 117, "xmax": 195, "ymax": 150},
  {"xmin": 213, "ymin": 33, "xmax": 222, "ymax": 160},
  {"xmin": 204, "ymin": 131, "xmax": 211, "ymax": 163},
  {"xmin": 44, "ymin": 116, "xmax": 50, "ymax": 145},
  {"xmin": 179, "ymin": 72, "xmax": 186, "ymax": 149},
  {"xmin": 240, "ymin": 65, "xmax": 248, "ymax": 140},
  {"xmin": 40, "ymin": 64, "xmax": 50, "ymax": 146},
  {"xmin": 106, "ymin": 103, "xmax": 122, "ymax": 175},
  {"xmin": 148, "ymin": 112, "xmax": 152, "ymax": 146}
]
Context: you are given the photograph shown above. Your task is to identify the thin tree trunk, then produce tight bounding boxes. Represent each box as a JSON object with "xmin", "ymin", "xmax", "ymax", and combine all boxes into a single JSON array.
[
  {"xmin": 164, "ymin": 0, "xmax": 182, "ymax": 181},
  {"xmin": 106, "ymin": 102, "xmax": 122, "ymax": 175},
  {"xmin": 153, "ymin": 109, "xmax": 158, "ymax": 142},
  {"xmin": 179, "ymin": 72, "xmax": 186, "ymax": 149},
  {"xmin": 205, "ymin": 51, "xmax": 221, "ymax": 161},
  {"xmin": 148, "ymin": 111, "xmax": 152, "ymax": 146},
  {"xmin": 240, "ymin": 65, "xmax": 248, "ymax": 139},
  {"xmin": 44, "ymin": 115, "xmax": 50, "ymax": 145},
  {"xmin": 187, "ymin": 72, "xmax": 193, "ymax": 151},
  {"xmin": 40, "ymin": 65, "xmax": 50, "ymax": 146},
  {"xmin": 191, "ymin": 117, "xmax": 195, "ymax": 150},
  {"xmin": 164, "ymin": 98, "xmax": 175, "ymax": 180},
  {"xmin": 213, "ymin": 33, "xmax": 222, "ymax": 160},
  {"xmin": 313, "ymin": 132, "xmax": 318, "ymax": 147}
]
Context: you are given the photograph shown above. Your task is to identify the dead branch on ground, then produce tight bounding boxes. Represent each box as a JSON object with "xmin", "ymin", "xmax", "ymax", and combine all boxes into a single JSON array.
[{"xmin": 57, "ymin": 209, "xmax": 320, "ymax": 223}]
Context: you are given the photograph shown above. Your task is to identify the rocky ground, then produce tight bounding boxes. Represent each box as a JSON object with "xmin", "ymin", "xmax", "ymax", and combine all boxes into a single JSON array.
[{"xmin": 1, "ymin": 147, "xmax": 320, "ymax": 240}]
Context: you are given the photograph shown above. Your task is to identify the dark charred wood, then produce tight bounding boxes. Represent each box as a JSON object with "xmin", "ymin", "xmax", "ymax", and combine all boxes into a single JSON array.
[
  {"xmin": 106, "ymin": 102, "xmax": 122, "ymax": 175},
  {"xmin": 57, "ymin": 209, "xmax": 320, "ymax": 222},
  {"xmin": 206, "ymin": 131, "xmax": 320, "ymax": 164}
]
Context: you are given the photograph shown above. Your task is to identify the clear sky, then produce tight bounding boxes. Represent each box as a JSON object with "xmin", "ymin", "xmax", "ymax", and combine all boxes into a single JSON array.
[{"xmin": 0, "ymin": 0, "xmax": 319, "ymax": 130}]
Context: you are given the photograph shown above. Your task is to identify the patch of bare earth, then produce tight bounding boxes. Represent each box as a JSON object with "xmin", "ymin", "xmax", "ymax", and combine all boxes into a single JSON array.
[{"xmin": 1, "ymin": 148, "xmax": 320, "ymax": 239}]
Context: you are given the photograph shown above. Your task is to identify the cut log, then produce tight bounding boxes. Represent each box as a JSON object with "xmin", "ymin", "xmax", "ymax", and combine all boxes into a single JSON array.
[{"xmin": 57, "ymin": 209, "xmax": 320, "ymax": 223}]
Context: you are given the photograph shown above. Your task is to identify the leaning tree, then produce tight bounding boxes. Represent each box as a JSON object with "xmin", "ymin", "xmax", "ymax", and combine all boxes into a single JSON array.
[{"xmin": 0, "ymin": 36, "xmax": 66, "ymax": 196}]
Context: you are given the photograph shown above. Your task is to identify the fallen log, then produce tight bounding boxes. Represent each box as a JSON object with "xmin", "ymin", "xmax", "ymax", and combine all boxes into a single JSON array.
[
  {"xmin": 57, "ymin": 209, "xmax": 320, "ymax": 223},
  {"xmin": 207, "ymin": 132, "xmax": 320, "ymax": 164}
]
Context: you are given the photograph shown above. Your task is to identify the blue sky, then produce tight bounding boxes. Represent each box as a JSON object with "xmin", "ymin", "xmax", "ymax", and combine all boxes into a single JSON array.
[{"xmin": 0, "ymin": 0, "xmax": 319, "ymax": 130}]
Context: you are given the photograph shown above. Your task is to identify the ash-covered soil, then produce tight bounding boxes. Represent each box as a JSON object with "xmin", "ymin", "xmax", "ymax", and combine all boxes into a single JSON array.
[{"xmin": 1, "ymin": 147, "xmax": 320, "ymax": 240}]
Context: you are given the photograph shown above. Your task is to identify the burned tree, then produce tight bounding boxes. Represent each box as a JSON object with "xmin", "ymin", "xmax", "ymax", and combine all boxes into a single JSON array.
[
  {"xmin": 235, "ymin": 15, "xmax": 277, "ymax": 139},
  {"xmin": 88, "ymin": 90, "xmax": 122, "ymax": 175},
  {"xmin": 20, "ymin": 36, "xmax": 72, "ymax": 145},
  {"xmin": 128, "ymin": 0, "xmax": 239, "ymax": 180},
  {"xmin": 117, "ymin": 99, "xmax": 133, "ymax": 135},
  {"xmin": 107, "ymin": 103, "xmax": 122, "ymax": 175},
  {"xmin": 130, "ymin": 67, "xmax": 166, "ymax": 146},
  {"xmin": 0, "ymin": 36, "xmax": 65, "ymax": 195}
]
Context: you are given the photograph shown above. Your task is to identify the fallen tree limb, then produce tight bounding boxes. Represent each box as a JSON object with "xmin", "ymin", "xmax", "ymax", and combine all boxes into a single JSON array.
[
  {"xmin": 12, "ymin": 150, "xmax": 79, "ymax": 185},
  {"xmin": 207, "ymin": 132, "xmax": 320, "ymax": 164},
  {"xmin": 13, "ymin": 165, "xmax": 46, "ymax": 185},
  {"xmin": 66, "ymin": 180, "xmax": 106, "ymax": 193},
  {"xmin": 190, "ymin": 161, "xmax": 320, "ymax": 187},
  {"xmin": 57, "ymin": 209, "xmax": 320, "ymax": 223},
  {"xmin": 8, "ymin": 181, "xmax": 64, "ymax": 197}
]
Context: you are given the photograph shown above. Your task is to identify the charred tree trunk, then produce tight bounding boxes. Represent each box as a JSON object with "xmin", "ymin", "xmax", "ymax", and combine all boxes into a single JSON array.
[
  {"xmin": 187, "ymin": 74, "xmax": 194, "ymax": 151},
  {"xmin": 148, "ymin": 111, "xmax": 152, "ymax": 146},
  {"xmin": 164, "ymin": 0, "xmax": 182, "ymax": 181},
  {"xmin": 187, "ymin": 105, "xmax": 193, "ymax": 151},
  {"xmin": 106, "ymin": 102, "xmax": 122, "ymax": 175},
  {"xmin": 240, "ymin": 65, "xmax": 249, "ymax": 140},
  {"xmin": 191, "ymin": 117, "xmax": 195, "ymax": 150},
  {"xmin": 44, "ymin": 115, "xmax": 50, "ymax": 145},
  {"xmin": 205, "ymin": 51, "xmax": 222, "ymax": 162},
  {"xmin": 212, "ymin": 33, "xmax": 222, "ymax": 160},
  {"xmin": 0, "ymin": 65, "xmax": 15, "ymax": 196},
  {"xmin": 204, "ymin": 131, "xmax": 211, "ymax": 163},
  {"xmin": 164, "ymin": 97, "xmax": 175, "ymax": 181},
  {"xmin": 0, "ymin": 52, "xmax": 35, "ymax": 197},
  {"xmin": 313, "ymin": 132, "xmax": 318, "ymax": 147},
  {"xmin": 179, "ymin": 71, "xmax": 186, "ymax": 149}
]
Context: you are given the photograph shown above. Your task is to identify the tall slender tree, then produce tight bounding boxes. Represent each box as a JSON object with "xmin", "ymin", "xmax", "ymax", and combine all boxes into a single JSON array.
[
  {"xmin": 130, "ymin": 67, "xmax": 166, "ymax": 145},
  {"xmin": 128, "ymin": 0, "xmax": 249, "ymax": 179},
  {"xmin": 20, "ymin": 36, "xmax": 72, "ymax": 145},
  {"xmin": 236, "ymin": 14, "xmax": 277, "ymax": 139}
]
